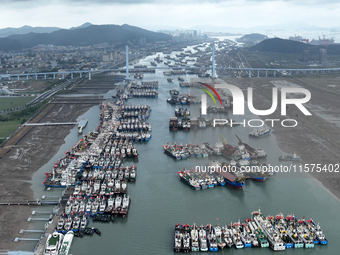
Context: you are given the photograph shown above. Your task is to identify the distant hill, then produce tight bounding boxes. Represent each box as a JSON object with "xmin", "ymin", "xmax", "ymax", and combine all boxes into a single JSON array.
[
  {"xmin": 0, "ymin": 25, "xmax": 61, "ymax": 38},
  {"xmin": 237, "ymin": 33, "xmax": 268, "ymax": 43},
  {"xmin": 0, "ymin": 24, "xmax": 172, "ymax": 51},
  {"xmin": 69, "ymin": 22, "xmax": 93, "ymax": 30},
  {"xmin": 249, "ymin": 38, "xmax": 340, "ymax": 55},
  {"xmin": 250, "ymin": 38, "xmax": 309, "ymax": 53}
]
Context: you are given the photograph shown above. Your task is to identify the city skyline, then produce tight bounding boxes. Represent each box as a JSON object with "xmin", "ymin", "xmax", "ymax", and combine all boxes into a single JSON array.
[{"xmin": 1, "ymin": 0, "xmax": 340, "ymax": 32}]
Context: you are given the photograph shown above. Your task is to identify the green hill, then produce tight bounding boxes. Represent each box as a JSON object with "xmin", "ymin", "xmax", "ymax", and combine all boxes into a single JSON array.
[{"xmin": 0, "ymin": 24, "xmax": 172, "ymax": 51}]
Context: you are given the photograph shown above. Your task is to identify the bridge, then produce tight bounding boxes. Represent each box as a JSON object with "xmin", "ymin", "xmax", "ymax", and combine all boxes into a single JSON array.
[{"xmin": 1, "ymin": 45, "xmax": 340, "ymax": 81}]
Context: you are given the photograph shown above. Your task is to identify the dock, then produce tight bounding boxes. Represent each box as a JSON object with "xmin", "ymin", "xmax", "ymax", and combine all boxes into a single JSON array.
[{"xmin": 24, "ymin": 122, "xmax": 78, "ymax": 126}]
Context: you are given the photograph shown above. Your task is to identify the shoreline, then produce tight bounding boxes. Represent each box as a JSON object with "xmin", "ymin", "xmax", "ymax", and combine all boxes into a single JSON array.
[{"xmin": 220, "ymin": 76, "xmax": 340, "ymax": 201}]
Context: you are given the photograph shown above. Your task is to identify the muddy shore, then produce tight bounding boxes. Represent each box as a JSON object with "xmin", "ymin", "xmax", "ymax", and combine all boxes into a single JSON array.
[
  {"xmin": 221, "ymin": 76, "xmax": 340, "ymax": 199},
  {"xmin": 0, "ymin": 99, "xmax": 100, "ymax": 250}
]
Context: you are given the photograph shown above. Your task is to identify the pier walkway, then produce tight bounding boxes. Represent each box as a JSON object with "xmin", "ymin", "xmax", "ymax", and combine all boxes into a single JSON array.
[
  {"xmin": 24, "ymin": 122, "xmax": 78, "ymax": 126},
  {"xmin": 32, "ymin": 186, "xmax": 74, "ymax": 255}
]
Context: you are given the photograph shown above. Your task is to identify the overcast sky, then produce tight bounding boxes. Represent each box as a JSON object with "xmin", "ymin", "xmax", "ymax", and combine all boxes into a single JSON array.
[{"xmin": 0, "ymin": 0, "xmax": 339, "ymax": 31}]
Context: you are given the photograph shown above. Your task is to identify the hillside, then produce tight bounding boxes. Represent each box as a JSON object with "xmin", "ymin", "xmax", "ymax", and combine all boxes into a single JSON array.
[
  {"xmin": 0, "ymin": 25, "xmax": 60, "ymax": 38},
  {"xmin": 0, "ymin": 24, "xmax": 172, "ymax": 51},
  {"xmin": 237, "ymin": 33, "xmax": 268, "ymax": 43},
  {"xmin": 249, "ymin": 38, "xmax": 340, "ymax": 55}
]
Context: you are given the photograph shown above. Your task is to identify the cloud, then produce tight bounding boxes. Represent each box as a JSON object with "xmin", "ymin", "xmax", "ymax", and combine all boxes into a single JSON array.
[
  {"xmin": 0, "ymin": 0, "xmax": 339, "ymax": 32},
  {"xmin": 1, "ymin": 0, "xmax": 339, "ymax": 6}
]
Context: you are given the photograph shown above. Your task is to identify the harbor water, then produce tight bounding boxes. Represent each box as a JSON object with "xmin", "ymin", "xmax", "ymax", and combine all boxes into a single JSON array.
[{"xmin": 21, "ymin": 46, "xmax": 339, "ymax": 254}]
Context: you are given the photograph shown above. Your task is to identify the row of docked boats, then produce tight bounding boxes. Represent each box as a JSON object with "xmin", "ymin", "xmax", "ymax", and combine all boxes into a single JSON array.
[
  {"xmin": 116, "ymin": 119, "xmax": 151, "ymax": 132},
  {"xmin": 163, "ymin": 70, "xmax": 187, "ymax": 76},
  {"xmin": 177, "ymin": 168, "xmax": 226, "ymax": 190},
  {"xmin": 162, "ymin": 140, "xmax": 267, "ymax": 161},
  {"xmin": 169, "ymin": 117, "xmax": 190, "ymax": 131},
  {"xmin": 119, "ymin": 104, "xmax": 151, "ymax": 111},
  {"xmin": 129, "ymin": 88, "xmax": 158, "ymax": 98},
  {"xmin": 167, "ymin": 94, "xmax": 201, "ymax": 105},
  {"xmin": 113, "ymin": 131, "xmax": 151, "ymax": 142},
  {"xmin": 175, "ymin": 107, "xmax": 190, "ymax": 117},
  {"xmin": 130, "ymin": 81, "xmax": 158, "ymax": 89},
  {"xmin": 177, "ymin": 158, "xmax": 276, "ymax": 190},
  {"xmin": 174, "ymin": 210, "xmax": 328, "ymax": 252},
  {"xmin": 43, "ymin": 102, "xmax": 143, "ymax": 188},
  {"xmin": 117, "ymin": 110, "xmax": 150, "ymax": 120},
  {"xmin": 179, "ymin": 82, "xmax": 190, "ymax": 87},
  {"xmin": 252, "ymin": 209, "xmax": 328, "ymax": 250}
]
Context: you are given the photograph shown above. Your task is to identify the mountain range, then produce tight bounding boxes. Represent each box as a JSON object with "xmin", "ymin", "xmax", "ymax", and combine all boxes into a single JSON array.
[{"xmin": 0, "ymin": 23, "xmax": 172, "ymax": 51}]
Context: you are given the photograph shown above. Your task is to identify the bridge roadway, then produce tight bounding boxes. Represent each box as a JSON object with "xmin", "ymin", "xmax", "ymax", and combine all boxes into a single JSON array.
[{"xmin": 1, "ymin": 65, "xmax": 340, "ymax": 81}]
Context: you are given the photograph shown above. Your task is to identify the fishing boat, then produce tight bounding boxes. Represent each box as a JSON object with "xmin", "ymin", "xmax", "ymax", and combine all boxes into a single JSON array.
[
  {"xmin": 214, "ymin": 225, "xmax": 226, "ymax": 249},
  {"xmin": 249, "ymin": 127, "xmax": 271, "ymax": 138},
  {"xmin": 206, "ymin": 224, "xmax": 218, "ymax": 251},
  {"xmin": 79, "ymin": 215, "xmax": 88, "ymax": 231},
  {"xmin": 222, "ymin": 226, "xmax": 234, "ymax": 248},
  {"xmin": 174, "ymin": 224, "xmax": 182, "ymax": 252},
  {"xmin": 63, "ymin": 216, "xmax": 73, "ymax": 233},
  {"xmin": 198, "ymin": 225, "xmax": 209, "ymax": 252},
  {"xmin": 120, "ymin": 194, "xmax": 130, "ymax": 217},
  {"xmin": 56, "ymin": 217, "xmax": 65, "ymax": 232},
  {"xmin": 71, "ymin": 216, "xmax": 80, "ymax": 232},
  {"xmin": 231, "ymin": 222, "xmax": 244, "ymax": 249},
  {"xmin": 252, "ymin": 210, "xmax": 285, "ymax": 251},
  {"xmin": 288, "ymin": 228, "xmax": 304, "ymax": 248},
  {"xmin": 182, "ymin": 224, "xmax": 191, "ymax": 253},
  {"xmin": 314, "ymin": 222, "xmax": 328, "ymax": 245},
  {"xmin": 59, "ymin": 231, "xmax": 74, "ymax": 255},
  {"xmin": 256, "ymin": 229, "xmax": 269, "ymax": 248},
  {"xmin": 190, "ymin": 224, "xmax": 200, "ymax": 252},
  {"xmin": 279, "ymin": 152, "xmax": 301, "ymax": 161},
  {"xmin": 177, "ymin": 169, "xmax": 201, "ymax": 190},
  {"xmin": 240, "ymin": 224, "xmax": 252, "ymax": 248},
  {"xmin": 44, "ymin": 232, "xmax": 63, "ymax": 255}
]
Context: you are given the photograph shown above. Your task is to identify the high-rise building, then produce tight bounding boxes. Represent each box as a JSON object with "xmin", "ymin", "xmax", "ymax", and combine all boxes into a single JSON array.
[
  {"xmin": 319, "ymin": 49, "xmax": 327, "ymax": 64},
  {"xmin": 139, "ymin": 38, "xmax": 146, "ymax": 46},
  {"xmin": 302, "ymin": 50, "xmax": 309, "ymax": 62}
]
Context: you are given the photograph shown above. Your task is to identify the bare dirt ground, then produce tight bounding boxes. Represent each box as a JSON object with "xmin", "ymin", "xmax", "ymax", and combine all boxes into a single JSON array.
[
  {"xmin": 0, "ymin": 100, "xmax": 100, "ymax": 250},
  {"xmin": 70, "ymin": 74, "xmax": 124, "ymax": 94},
  {"xmin": 221, "ymin": 76, "xmax": 340, "ymax": 199},
  {"xmin": 7, "ymin": 80, "xmax": 54, "ymax": 92}
]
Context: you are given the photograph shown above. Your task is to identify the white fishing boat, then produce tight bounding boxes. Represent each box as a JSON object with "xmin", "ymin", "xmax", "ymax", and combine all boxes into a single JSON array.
[
  {"xmin": 59, "ymin": 231, "xmax": 74, "ymax": 255},
  {"xmin": 44, "ymin": 232, "xmax": 63, "ymax": 255}
]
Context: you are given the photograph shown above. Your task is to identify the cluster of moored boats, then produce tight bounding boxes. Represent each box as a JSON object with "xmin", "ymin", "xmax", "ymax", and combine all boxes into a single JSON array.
[
  {"xmin": 162, "ymin": 140, "xmax": 267, "ymax": 161},
  {"xmin": 179, "ymin": 82, "xmax": 190, "ymax": 87},
  {"xmin": 177, "ymin": 158, "xmax": 274, "ymax": 190},
  {"xmin": 43, "ymin": 82, "xmax": 157, "ymax": 251},
  {"xmin": 167, "ymin": 94, "xmax": 200, "ymax": 105},
  {"xmin": 129, "ymin": 89, "xmax": 159, "ymax": 98},
  {"xmin": 175, "ymin": 107, "xmax": 190, "ymax": 117},
  {"xmin": 117, "ymin": 107, "xmax": 151, "ymax": 120},
  {"xmin": 130, "ymin": 81, "xmax": 158, "ymax": 89},
  {"xmin": 174, "ymin": 209, "xmax": 328, "ymax": 252}
]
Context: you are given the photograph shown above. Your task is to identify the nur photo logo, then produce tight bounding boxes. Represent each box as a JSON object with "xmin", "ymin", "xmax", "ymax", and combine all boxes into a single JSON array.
[{"xmin": 198, "ymin": 81, "xmax": 312, "ymax": 128}]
